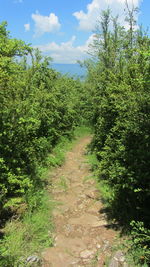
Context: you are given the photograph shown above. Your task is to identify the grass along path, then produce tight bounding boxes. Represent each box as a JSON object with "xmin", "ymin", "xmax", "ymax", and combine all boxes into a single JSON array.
[{"xmin": 42, "ymin": 135, "xmax": 118, "ymax": 267}]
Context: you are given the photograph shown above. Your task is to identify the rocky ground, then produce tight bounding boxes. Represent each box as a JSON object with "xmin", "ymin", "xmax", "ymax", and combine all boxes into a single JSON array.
[{"xmin": 42, "ymin": 136, "xmax": 123, "ymax": 267}]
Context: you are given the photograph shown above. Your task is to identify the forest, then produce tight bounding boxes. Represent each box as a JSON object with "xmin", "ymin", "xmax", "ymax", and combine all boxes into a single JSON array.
[{"xmin": 0, "ymin": 4, "xmax": 150, "ymax": 266}]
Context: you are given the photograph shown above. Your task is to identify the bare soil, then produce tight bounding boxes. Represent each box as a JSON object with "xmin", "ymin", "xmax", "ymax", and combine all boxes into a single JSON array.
[{"xmin": 42, "ymin": 136, "xmax": 118, "ymax": 267}]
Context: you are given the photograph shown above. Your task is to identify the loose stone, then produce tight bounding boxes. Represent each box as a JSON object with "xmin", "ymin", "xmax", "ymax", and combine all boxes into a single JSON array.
[{"xmin": 80, "ymin": 249, "xmax": 95, "ymax": 259}]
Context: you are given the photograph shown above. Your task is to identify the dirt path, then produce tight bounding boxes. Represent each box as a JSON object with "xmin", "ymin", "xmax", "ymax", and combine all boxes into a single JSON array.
[{"xmin": 42, "ymin": 136, "xmax": 117, "ymax": 267}]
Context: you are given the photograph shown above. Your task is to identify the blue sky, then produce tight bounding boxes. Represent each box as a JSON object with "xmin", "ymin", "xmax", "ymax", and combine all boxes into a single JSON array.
[{"xmin": 0, "ymin": 0, "xmax": 149, "ymax": 63}]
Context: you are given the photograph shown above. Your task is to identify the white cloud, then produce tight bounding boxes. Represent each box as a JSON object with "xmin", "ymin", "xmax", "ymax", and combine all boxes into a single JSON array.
[
  {"xmin": 73, "ymin": 0, "xmax": 143, "ymax": 31},
  {"xmin": 24, "ymin": 23, "xmax": 30, "ymax": 32},
  {"xmin": 31, "ymin": 11, "xmax": 61, "ymax": 37},
  {"xmin": 34, "ymin": 34, "xmax": 96, "ymax": 64}
]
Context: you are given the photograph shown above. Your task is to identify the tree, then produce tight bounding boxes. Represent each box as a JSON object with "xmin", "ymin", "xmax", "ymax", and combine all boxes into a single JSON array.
[{"xmin": 84, "ymin": 7, "xmax": 150, "ymax": 264}]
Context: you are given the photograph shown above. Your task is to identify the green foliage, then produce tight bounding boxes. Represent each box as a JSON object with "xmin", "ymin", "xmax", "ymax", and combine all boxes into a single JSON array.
[
  {"xmin": 84, "ymin": 7, "xmax": 150, "ymax": 266},
  {"xmin": 0, "ymin": 21, "xmax": 88, "ymax": 266},
  {"xmin": 0, "ymin": 21, "xmax": 84, "ymax": 216},
  {"xmin": 0, "ymin": 191, "xmax": 54, "ymax": 267},
  {"xmin": 86, "ymin": 151, "xmax": 99, "ymax": 172},
  {"xmin": 74, "ymin": 125, "xmax": 93, "ymax": 138},
  {"xmin": 47, "ymin": 136, "xmax": 73, "ymax": 167},
  {"xmin": 125, "ymin": 221, "xmax": 150, "ymax": 266}
]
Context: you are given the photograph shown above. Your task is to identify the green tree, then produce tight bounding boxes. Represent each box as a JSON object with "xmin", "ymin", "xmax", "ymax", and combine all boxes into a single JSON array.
[{"xmin": 84, "ymin": 7, "xmax": 150, "ymax": 264}]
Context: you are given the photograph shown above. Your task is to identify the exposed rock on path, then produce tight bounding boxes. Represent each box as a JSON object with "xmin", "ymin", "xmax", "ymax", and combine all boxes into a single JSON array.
[{"xmin": 43, "ymin": 136, "xmax": 117, "ymax": 267}]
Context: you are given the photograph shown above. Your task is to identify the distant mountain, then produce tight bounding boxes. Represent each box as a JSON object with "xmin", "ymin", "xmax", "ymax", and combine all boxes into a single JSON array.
[{"xmin": 52, "ymin": 63, "xmax": 86, "ymax": 78}]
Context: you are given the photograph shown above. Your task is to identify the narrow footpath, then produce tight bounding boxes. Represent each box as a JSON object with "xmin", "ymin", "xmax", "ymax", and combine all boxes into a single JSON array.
[{"xmin": 42, "ymin": 136, "xmax": 117, "ymax": 267}]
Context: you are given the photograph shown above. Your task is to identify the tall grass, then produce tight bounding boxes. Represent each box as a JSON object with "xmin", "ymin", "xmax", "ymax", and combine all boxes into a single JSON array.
[{"xmin": 0, "ymin": 191, "xmax": 54, "ymax": 267}]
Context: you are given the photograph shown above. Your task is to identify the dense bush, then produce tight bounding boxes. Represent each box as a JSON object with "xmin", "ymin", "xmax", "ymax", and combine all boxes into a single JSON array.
[
  {"xmin": 0, "ymin": 22, "xmax": 83, "ymax": 217},
  {"xmin": 84, "ymin": 7, "xmax": 150, "ymax": 265}
]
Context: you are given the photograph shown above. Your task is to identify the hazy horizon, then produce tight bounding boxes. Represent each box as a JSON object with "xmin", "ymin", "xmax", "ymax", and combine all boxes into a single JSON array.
[{"xmin": 52, "ymin": 63, "xmax": 87, "ymax": 78}]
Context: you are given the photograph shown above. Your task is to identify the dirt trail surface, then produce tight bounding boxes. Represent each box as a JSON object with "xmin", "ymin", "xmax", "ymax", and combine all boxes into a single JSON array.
[{"xmin": 42, "ymin": 136, "xmax": 117, "ymax": 267}]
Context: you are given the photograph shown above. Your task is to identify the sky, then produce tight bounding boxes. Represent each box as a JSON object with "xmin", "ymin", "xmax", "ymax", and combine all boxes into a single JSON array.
[{"xmin": 0, "ymin": 0, "xmax": 149, "ymax": 64}]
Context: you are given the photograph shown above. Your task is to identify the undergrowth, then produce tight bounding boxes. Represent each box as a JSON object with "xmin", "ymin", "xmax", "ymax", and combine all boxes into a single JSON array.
[
  {"xmin": 86, "ymin": 149, "xmax": 150, "ymax": 267},
  {"xmin": 0, "ymin": 191, "xmax": 54, "ymax": 267}
]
